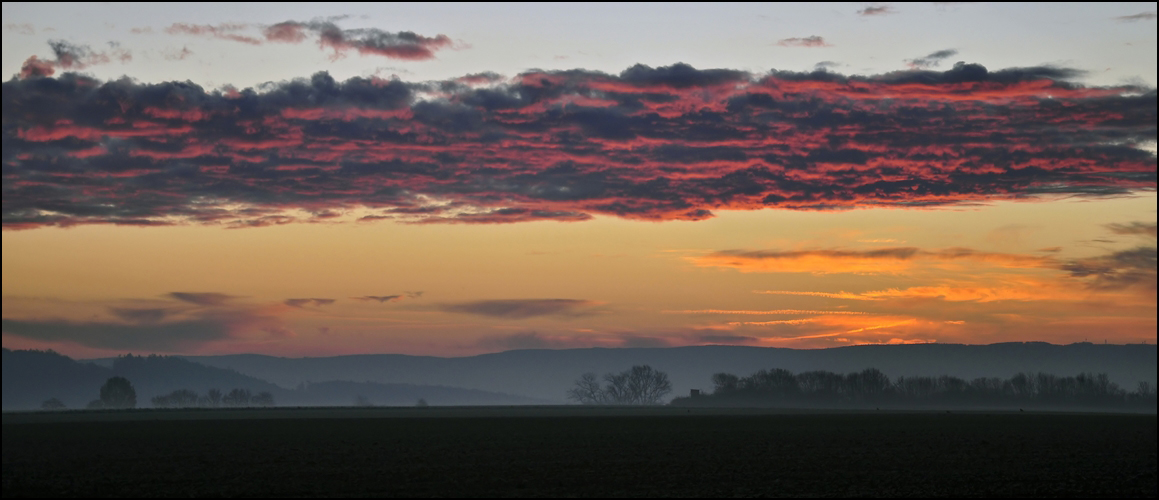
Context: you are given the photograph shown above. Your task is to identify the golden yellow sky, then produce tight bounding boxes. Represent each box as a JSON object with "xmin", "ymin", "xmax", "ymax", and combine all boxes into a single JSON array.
[{"xmin": 4, "ymin": 193, "xmax": 1154, "ymax": 358}]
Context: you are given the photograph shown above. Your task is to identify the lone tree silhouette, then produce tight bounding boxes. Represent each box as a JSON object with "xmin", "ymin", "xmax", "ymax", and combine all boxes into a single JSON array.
[
  {"xmin": 99, "ymin": 376, "xmax": 137, "ymax": 409},
  {"xmin": 568, "ymin": 365, "xmax": 672, "ymax": 405}
]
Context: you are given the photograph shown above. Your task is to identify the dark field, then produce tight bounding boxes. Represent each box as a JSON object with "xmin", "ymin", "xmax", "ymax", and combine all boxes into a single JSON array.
[{"xmin": 3, "ymin": 407, "xmax": 1156, "ymax": 497}]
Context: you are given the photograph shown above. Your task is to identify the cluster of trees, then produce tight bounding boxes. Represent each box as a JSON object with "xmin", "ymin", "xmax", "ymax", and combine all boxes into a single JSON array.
[
  {"xmin": 151, "ymin": 388, "xmax": 275, "ymax": 408},
  {"xmin": 40, "ymin": 377, "xmax": 276, "ymax": 410},
  {"xmin": 567, "ymin": 365, "xmax": 672, "ymax": 405},
  {"xmin": 672, "ymin": 368, "xmax": 1158, "ymax": 409}
]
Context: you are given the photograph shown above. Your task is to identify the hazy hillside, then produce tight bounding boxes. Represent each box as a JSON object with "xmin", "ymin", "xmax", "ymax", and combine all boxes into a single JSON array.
[
  {"xmin": 172, "ymin": 343, "xmax": 1158, "ymax": 403},
  {"xmin": 2, "ymin": 348, "xmax": 109, "ymax": 409},
  {"xmin": 3, "ymin": 350, "xmax": 547, "ymax": 410}
]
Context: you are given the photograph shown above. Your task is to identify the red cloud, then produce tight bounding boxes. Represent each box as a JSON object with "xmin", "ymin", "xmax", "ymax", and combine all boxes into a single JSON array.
[
  {"xmin": 15, "ymin": 41, "xmax": 130, "ymax": 80},
  {"xmin": 3, "ymin": 63, "xmax": 1154, "ymax": 229}
]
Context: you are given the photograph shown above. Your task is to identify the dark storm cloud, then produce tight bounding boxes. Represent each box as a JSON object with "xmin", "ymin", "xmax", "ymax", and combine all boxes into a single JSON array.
[
  {"xmin": 907, "ymin": 49, "xmax": 958, "ymax": 69},
  {"xmin": 436, "ymin": 299, "xmax": 601, "ymax": 319},
  {"xmin": 3, "ymin": 62, "xmax": 1155, "ymax": 229}
]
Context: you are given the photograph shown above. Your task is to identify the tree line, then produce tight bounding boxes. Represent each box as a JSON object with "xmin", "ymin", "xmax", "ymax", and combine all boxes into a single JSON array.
[
  {"xmin": 151, "ymin": 387, "xmax": 275, "ymax": 408},
  {"xmin": 41, "ymin": 376, "xmax": 275, "ymax": 410},
  {"xmin": 671, "ymin": 367, "xmax": 1158, "ymax": 409}
]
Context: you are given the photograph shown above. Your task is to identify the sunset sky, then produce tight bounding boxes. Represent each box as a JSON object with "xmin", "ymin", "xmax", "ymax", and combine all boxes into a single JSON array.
[{"xmin": 2, "ymin": 2, "xmax": 1156, "ymax": 359}]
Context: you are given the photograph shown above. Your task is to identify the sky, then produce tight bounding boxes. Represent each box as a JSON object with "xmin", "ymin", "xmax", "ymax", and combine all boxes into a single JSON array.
[{"xmin": 2, "ymin": 2, "xmax": 1156, "ymax": 359}]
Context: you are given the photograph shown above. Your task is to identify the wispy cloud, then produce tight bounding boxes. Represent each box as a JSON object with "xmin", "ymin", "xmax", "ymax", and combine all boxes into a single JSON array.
[
  {"xmin": 160, "ymin": 19, "xmax": 458, "ymax": 60},
  {"xmin": 352, "ymin": 292, "xmax": 422, "ymax": 303},
  {"xmin": 2, "ymin": 294, "xmax": 288, "ymax": 351},
  {"xmin": 284, "ymin": 298, "xmax": 336, "ymax": 308},
  {"xmin": 165, "ymin": 22, "xmax": 262, "ymax": 45},
  {"xmin": 1062, "ymin": 246, "xmax": 1157, "ymax": 293},
  {"xmin": 4, "ymin": 23, "xmax": 36, "ymax": 35},
  {"xmin": 167, "ymin": 292, "xmax": 238, "ymax": 306},
  {"xmin": 776, "ymin": 36, "xmax": 831, "ymax": 47},
  {"xmin": 1113, "ymin": 12, "xmax": 1156, "ymax": 22},
  {"xmin": 1, "ymin": 316, "xmax": 235, "ymax": 351},
  {"xmin": 858, "ymin": 5, "xmax": 896, "ymax": 16},
  {"xmin": 666, "ymin": 309, "xmax": 868, "ymax": 315},
  {"xmin": 17, "ymin": 40, "xmax": 130, "ymax": 78},
  {"xmin": 1106, "ymin": 221, "xmax": 1157, "ymax": 237},
  {"xmin": 691, "ymin": 247, "xmax": 1054, "ymax": 274},
  {"xmin": 436, "ymin": 299, "xmax": 602, "ymax": 319},
  {"xmin": 906, "ymin": 49, "xmax": 958, "ymax": 69},
  {"xmin": 754, "ymin": 290, "xmax": 881, "ymax": 301}
]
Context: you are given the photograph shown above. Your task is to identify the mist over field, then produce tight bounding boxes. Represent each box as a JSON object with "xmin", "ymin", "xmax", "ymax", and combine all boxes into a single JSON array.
[{"xmin": 4, "ymin": 342, "xmax": 1155, "ymax": 411}]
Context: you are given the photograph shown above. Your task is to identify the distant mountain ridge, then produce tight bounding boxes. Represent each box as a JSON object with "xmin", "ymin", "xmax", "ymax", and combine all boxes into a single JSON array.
[{"xmin": 145, "ymin": 342, "xmax": 1158, "ymax": 403}]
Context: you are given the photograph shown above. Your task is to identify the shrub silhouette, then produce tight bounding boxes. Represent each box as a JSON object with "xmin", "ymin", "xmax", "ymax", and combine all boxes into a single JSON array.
[{"xmin": 41, "ymin": 398, "xmax": 65, "ymax": 410}]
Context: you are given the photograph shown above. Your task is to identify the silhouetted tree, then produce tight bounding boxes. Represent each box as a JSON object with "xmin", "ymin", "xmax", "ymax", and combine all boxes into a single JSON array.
[
  {"xmin": 1137, "ymin": 381, "xmax": 1155, "ymax": 397},
  {"xmin": 742, "ymin": 368, "xmax": 799, "ymax": 396},
  {"xmin": 41, "ymin": 398, "xmax": 65, "ymax": 410},
  {"xmin": 99, "ymin": 376, "xmax": 136, "ymax": 409},
  {"xmin": 415, "ymin": 398, "xmax": 428, "ymax": 407},
  {"xmin": 205, "ymin": 388, "xmax": 222, "ymax": 407},
  {"xmin": 222, "ymin": 388, "xmax": 252, "ymax": 407},
  {"xmin": 568, "ymin": 365, "xmax": 672, "ymax": 405},
  {"xmin": 623, "ymin": 365, "xmax": 671, "ymax": 405},
  {"xmin": 712, "ymin": 373, "xmax": 739, "ymax": 394},
  {"xmin": 567, "ymin": 372, "xmax": 606, "ymax": 404},
  {"xmin": 354, "ymin": 394, "xmax": 372, "ymax": 407}
]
